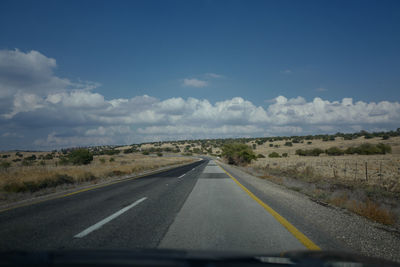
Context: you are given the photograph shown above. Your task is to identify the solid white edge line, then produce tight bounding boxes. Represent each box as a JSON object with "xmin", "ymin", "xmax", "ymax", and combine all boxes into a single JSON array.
[
  {"xmin": 178, "ymin": 174, "xmax": 185, "ymax": 178},
  {"xmin": 74, "ymin": 197, "xmax": 147, "ymax": 238}
]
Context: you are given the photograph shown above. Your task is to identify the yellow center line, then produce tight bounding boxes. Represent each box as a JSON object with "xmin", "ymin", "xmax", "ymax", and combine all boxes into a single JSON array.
[{"xmin": 217, "ymin": 162, "xmax": 321, "ymax": 251}]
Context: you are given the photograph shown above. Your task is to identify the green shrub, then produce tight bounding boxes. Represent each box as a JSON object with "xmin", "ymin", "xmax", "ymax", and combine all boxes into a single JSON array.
[
  {"xmin": 221, "ymin": 143, "xmax": 256, "ymax": 165},
  {"xmin": 21, "ymin": 159, "xmax": 34, "ymax": 166},
  {"xmin": 269, "ymin": 144, "xmax": 274, "ymax": 147},
  {"xmin": 345, "ymin": 143, "xmax": 391, "ymax": 155},
  {"xmin": 68, "ymin": 149, "xmax": 93, "ymax": 165},
  {"xmin": 282, "ymin": 153, "xmax": 288, "ymax": 157},
  {"xmin": 294, "ymin": 143, "xmax": 392, "ymax": 157},
  {"xmin": 157, "ymin": 152, "xmax": 163, "ymax": 157},
  {"xmin": 358, "ymin": 144, "xmax": 380, "ymax": 154},
  {"xmin": 123, "ymin": 148, "xmax": 135, "ymax": 154},
  {"xmin": 364, "ymin": 133, "xmax": 374, "ymax": 139},
  {"xmin": 310, "ymin": 148, "xmax": 324, "ymax": 156},
  {"xmin": 325, "ymin": 147, "xmax": 344, "ymax": 156},
  {"xmin": 307, "ymin": 141, "xmax": 312, "ymax": 145},
  {"xmin": 44, "ymin": 153, "xmax": 53, "ymax": 160},
  {"xmin": 193, "ymin": 148, "xmax": 202, "ymax": 154},
  {"xmin": 163, "ymin": 147, "xmax": 173, "ymax": 152},
  {"xmin": 296, "ymin": 148, "xmax": 323, "ymax": 156},
  {"xmin": 256, "ymin": 140, "xmax": 265, "ymax": 145},
  {"xmin": 284, "ymin": 142, "xmax": 293, "ymax": 147},
  {"xmin": 257, "ymin": 154, "xmax": 265, "ymax": 158},
  {"xmin": 268, "ymin": 152, "xmax": 280, "ymax": 158},
  {"xmin": 376, "ymin": 143, "xmax": 392, "ymax": 154},
  {"xmin": 99, "ymin": 158, "xmax": 106, "ymax": 164},
  {"xmin": 25, "ymin": 154, "xmax": 36, "ymax": 161},
  {"xmin": 142, "ymin": 151, "xmax": 150, "ymax": 155},
  {"xmin": 3, "ymin": 182, "xmax": 23, "ymax": 193},
  {"xmin": 343, "ymin": 134, "xmax": 353, "ymax": 140},
  {"xmin": 59, "ymin": 156, "xmax": 70, "ymax": 165},
  {"xmin": 108, "ymin": 149, "xmax": 121, "ymax": 155},
  {"xmin": 109, "ymin": 157, "xmax": 115, "ymax": 162},
  {"xmin": 0, "ymin": 161, "xmax": 11, "ymax": 170}
]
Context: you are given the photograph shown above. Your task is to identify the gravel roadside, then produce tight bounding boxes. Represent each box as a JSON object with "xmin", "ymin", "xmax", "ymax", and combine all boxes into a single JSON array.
[{"xmin": 218, "ymin": 161, "xmax": 400, "ymax": 263}]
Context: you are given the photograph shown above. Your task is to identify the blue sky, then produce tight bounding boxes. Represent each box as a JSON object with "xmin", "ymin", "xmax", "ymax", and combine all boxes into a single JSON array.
[{"xmin": 0, "ymin": 0, "xmax": 400, "ymax": 150}]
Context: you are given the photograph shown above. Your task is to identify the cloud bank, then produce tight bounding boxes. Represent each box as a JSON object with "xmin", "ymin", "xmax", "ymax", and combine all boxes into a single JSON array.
[{"xmin": 1, "ymin": 49, "xmax": 399, "ymax": 150}]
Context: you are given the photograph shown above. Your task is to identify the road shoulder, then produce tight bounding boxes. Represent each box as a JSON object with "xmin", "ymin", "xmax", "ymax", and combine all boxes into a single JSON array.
[
  {"xmin": 160, "ymin": 160, "xmax": 305, "ymax": 253},
  {"xmin": 218, "ymin": 161, "xmax": 400, "ymax": 263}
]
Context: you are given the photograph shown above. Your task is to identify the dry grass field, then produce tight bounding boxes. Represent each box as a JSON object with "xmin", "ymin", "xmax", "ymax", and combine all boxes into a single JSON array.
[
  {"xmin": 247, "ymin": 136, "xmax": 400, "ymax": 191},
  {"xmin": 1, "ymin": 133, "xmax": 399, "ymax": 226},
  {"xmin": 241, "ymin": 136, "xmax": 400, "ymax": 226},
  {"xmin": 0, "ymin": 152, "xmax": 195, "ymax": 203}
]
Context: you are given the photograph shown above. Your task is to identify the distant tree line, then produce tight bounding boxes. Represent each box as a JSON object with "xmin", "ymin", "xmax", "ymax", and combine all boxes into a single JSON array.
[{"xmin": 296, "ymin": 143, "xmax": 392, "ymax": 157}]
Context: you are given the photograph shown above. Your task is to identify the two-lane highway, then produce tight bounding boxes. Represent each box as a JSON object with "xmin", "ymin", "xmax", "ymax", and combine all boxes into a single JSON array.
[{"xmin": 0, "ymin": 159, "xmax": 315, "ymax": 253}]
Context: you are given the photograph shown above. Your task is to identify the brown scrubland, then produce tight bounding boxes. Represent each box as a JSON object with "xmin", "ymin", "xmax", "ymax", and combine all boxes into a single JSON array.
[
  {"xmin": 243, "ymin": 136, "xmax": 400, "ymax": 227},
  {"xmin": 1, "ymin": 132, "xmax": 399, "ymax": 227}
]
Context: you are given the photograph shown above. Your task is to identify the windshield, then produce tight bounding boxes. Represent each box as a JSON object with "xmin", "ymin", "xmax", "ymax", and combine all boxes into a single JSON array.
[{"xmin": 0, "ymin": 0, "xmax": 399, "ymax": 265}]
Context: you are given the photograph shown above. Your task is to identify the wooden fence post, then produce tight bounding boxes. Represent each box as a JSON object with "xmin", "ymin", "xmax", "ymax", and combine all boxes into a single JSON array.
[
  {"xmin": 355, "ymin": 162, "xmax": 357, "ymax": 180},
  {"xmin": 365, "ymin": 162, "xmax": 368, "ymax": 181}
]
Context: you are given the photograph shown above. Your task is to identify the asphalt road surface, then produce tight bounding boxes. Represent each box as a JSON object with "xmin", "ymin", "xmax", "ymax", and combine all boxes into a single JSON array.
[{"xmin": 0, "ymin": 159, "xmax": 316, "ymax": 253}]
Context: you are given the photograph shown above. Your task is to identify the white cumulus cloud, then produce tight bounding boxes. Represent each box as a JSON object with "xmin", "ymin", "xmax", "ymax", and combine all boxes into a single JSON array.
[
  {"xmin": 0, "ymin": 49, "xmax": 399, "ymax": 150},
  {"xmin": 182, "ymin": 78, "xmax": 208, "ymax": 88}
]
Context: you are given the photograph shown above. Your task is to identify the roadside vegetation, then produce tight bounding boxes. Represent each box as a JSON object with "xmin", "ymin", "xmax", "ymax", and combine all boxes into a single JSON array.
[
  {"xmin": 1, "ymin": 128, "xmax": 400, "ymax": 226},
  {"xmin": 249, "ymin": 163, "xmax": 398, "ymax": 226},
  {"xmin": 0, "ymin": 150, "xmax": 194, "ymax": 202},
  {"xmin": 236, "ymin": 131, "xmax": 400, "ymax": 227},
  {"xmin": 221, "ymin": 143, "xmax": 256, "ymax": 166}
]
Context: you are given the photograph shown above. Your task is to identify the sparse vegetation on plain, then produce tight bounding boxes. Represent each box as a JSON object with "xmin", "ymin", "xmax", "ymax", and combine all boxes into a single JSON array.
[
  {"xmin": 238, "ymin": 132, "xmax": 400, "ymax": 226},
  {"xmin": 1, "ymin": 129, "xmax": 400, "ymax": 226},
  {"xmin": 268, "ymin": 152, "xmax": 280, "ymax": 158}
]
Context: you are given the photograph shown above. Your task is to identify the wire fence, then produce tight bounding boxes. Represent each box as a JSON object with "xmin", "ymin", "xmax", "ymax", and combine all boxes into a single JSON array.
[{"xmin": 254, "ymin": 156, "xmax": 400, "ymax": 192}]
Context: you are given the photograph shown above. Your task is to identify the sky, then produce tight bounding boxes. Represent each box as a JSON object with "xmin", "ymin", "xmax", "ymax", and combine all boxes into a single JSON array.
[{"xmin": 0, "ymin": 0, "xmax": 399, "ymax": 150}]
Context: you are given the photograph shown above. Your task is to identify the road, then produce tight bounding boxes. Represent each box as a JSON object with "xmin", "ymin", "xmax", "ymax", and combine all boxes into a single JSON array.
[{"xmin": 0, "ymin": 159, "xmax": 316, "ymax": 253}]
